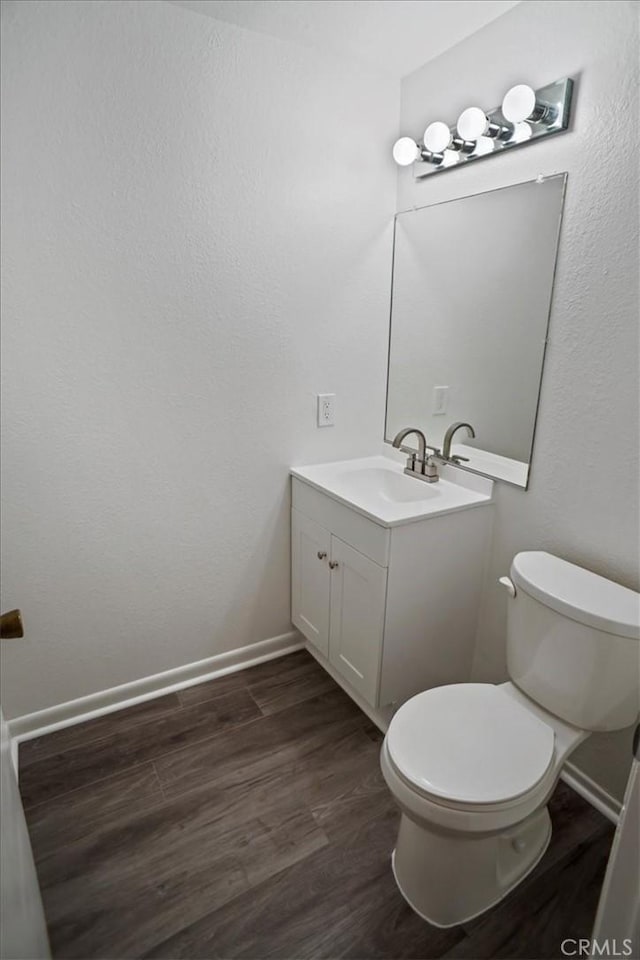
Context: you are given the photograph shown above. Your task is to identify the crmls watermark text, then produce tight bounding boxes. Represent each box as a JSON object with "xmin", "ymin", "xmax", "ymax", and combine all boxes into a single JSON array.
[{"xmin": 561, "ymin": 939, "xmax": 635, "ymax": 957}]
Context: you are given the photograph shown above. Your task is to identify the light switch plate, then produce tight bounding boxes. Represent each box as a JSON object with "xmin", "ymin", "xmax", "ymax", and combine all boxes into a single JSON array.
[{"xmin": 433, "ymin": 385, "xmax": 449, "ymax": 415}]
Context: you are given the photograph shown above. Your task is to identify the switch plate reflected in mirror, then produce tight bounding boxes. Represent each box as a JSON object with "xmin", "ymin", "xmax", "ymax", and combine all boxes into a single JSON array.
[{"xmin": 384, "ymin": 173, "xmax": 567, "ymax": 488}]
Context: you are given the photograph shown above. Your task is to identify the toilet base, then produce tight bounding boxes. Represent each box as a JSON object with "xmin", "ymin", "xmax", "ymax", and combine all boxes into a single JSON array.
[{"xmin": 390, "ymin": 805, "xmax": 552, "ymax": 928}]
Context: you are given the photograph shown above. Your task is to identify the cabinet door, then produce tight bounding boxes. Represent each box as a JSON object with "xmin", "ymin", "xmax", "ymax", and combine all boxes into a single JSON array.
[
  {"xmin": 291, "ymin": 509, "xmax": 331, "ymax": 657},
  {"xmin": 328, "ymin": 535, "xmax": 387, "ymax": 705}
]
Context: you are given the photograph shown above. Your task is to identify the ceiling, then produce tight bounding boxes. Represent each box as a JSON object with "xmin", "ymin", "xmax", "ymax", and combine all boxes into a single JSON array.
[{"xmin": 167, "ymin": 0, "xmax": 520, "ymax": 79}]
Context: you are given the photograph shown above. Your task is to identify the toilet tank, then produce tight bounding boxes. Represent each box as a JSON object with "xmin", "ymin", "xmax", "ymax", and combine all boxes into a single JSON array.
[{"xmin": 506, "ymin": 552, "xmax": 640, "ymax": 731}]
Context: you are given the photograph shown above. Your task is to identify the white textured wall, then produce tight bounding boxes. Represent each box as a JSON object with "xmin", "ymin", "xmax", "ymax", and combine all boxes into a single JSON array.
[
  {"xmin": 0, "ymin": 0, "xmax": 397, "ymax": 716},
  {"xmin": 398, "ymin": 0, "xmax": 639, "ymax": 800}
]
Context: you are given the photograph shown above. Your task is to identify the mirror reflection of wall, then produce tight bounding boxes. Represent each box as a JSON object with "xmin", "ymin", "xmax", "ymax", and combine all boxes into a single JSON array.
[{"xmin": 385, "ymin": 174, "xmax": 567, "ymax": 488}]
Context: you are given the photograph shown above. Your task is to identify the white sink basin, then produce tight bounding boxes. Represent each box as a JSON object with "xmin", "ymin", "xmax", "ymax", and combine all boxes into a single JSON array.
[
  {"xmin": 291, "ymin": 456, "xmax": 493, "ymax": 527},
  {"xmin": 331, "ymin": 467, "xmax": 439, "ymax": 504}
]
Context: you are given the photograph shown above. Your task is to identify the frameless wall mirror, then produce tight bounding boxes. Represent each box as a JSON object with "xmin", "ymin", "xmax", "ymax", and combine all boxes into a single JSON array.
[{"xmin": 385, "ymin": 173, "xmax": 567, "ymax": 488}]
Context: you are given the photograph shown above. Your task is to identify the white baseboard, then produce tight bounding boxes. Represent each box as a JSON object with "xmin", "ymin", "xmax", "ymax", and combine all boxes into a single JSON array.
[
  {"xmin": 561, "ymin": 761, "xmax": 622, "ymax": 825},
  {"xmin": 8, "ymin": 631, "xmax": 303, "ymax": 744},
  {"xmin": 8, "ymin": 630, "xmax": 623, "ymax": 830}
]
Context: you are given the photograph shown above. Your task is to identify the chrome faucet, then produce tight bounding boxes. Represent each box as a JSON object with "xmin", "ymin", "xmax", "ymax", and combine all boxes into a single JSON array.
[
  {"xmin": 392, "ymin": 427, "xmax": 427, "ymax": 462},
  {"xmin": 442, "ymin": 421, "xmax": 476, "ymax": 462},
  {"xmin": 391, "ymin": 422, "xmax": 476, "ymax": 483},
  {"xmin": 391, "ymin": 427, "xmax": 441, "ymax": 483}
]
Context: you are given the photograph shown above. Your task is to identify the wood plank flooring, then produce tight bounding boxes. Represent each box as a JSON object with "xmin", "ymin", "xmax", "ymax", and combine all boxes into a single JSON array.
[{"xmin": 20, "ymin": 650, "xmax": 614, "ymax": 960}]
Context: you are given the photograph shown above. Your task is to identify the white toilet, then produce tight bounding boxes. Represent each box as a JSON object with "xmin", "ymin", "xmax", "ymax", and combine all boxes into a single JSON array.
[{"xmin": 380, "ymin": 551, "xmax": 640, "ymax": 928}]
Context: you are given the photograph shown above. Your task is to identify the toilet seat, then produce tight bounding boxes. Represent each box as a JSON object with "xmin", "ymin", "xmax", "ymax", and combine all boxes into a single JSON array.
[{"xmin": 386, "ymin": 683, "xmax": 555, "ymax": 807}]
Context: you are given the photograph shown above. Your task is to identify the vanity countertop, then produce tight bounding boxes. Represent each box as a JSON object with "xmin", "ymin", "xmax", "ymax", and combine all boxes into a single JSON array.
[{"xmin": 291, "ymin": 455, "xmax": 493, "ymax": 528}]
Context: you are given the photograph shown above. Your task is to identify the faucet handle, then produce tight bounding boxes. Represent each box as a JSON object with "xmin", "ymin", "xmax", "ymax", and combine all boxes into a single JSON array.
[
  {"xmin": 449, "ymin": 454, "xmax": 470, "ymax": 464},
  {"xmin": 396, "ymin": 443, "xmax": 419, "ymax": 457}
]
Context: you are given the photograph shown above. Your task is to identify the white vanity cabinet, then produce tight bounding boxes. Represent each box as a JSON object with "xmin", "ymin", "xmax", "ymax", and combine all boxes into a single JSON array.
[
  {"xmin": 292, "ymin": 508, "xmax": 386, "ymax": 703},
  {"xmin": 291, "ymin": 511, "xmax": 331, "ymax": 658},
  {"xmin": 327, "ymin": 536, "xmax": 388, "ymax": 704},
  {"xmin": 291, "ymin": 463, "xmax": 494, "ymax": 714}
]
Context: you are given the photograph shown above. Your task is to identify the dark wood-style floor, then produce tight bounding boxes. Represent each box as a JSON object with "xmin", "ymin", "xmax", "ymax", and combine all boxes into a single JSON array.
[{"xmin": 20, "ymin": 650, "xmax": 614, "ymax": 960}]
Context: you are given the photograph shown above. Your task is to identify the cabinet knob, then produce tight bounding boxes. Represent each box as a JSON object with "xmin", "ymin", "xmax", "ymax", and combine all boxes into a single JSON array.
[
  {"xmin": 317, "ymin": 551, "xmax": 327, "ymax": 560},
  {"xmin": 329, "ymin": 561, "xmax": 339, "ymax": 569}
]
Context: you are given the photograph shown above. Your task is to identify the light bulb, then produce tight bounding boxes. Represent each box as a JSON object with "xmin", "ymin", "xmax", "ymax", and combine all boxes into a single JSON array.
[
  {"xmin": 511, "ymin": 122, "xmax": 533, "ymax": 143},
  {"xmin": 441, "ymin": 150, "xmax": 459, "ymax": 167},
  {"xmin": 392, "ymin": 137, "xmax": 420, "ymax": 166},
  {"xmin": 457, "ymin": 107, "xmax": 489, "ymax": 141},
  {"xmin": 423, "ymin": 121, "xmax": 452, "ymax": 154},
  {"xmin": 473, "ymin": 136, "xmax": 494, "ymax": 156},
  {"xmin": 502, "ymin": 84, "xmax": 537, "ymax": 123}
]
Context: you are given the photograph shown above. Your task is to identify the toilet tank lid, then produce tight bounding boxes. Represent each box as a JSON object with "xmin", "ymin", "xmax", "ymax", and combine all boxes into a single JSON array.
[{"xmin": 511, "ymin": 552, "xmax": 640, "ymax": 641}]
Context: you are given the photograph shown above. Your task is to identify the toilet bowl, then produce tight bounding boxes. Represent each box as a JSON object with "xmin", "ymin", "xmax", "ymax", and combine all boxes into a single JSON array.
[{"xmin": 381, "ymin": 552, "xmax": 640, "ymax": 928}]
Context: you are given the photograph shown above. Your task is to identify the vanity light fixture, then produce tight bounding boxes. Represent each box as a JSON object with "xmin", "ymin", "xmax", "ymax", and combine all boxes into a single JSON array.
[
  {"xmin": 425, "ymin": 120, "xmax": 480, "ymax": 157},
  {"xmin": 511, "ymin": 122, "xmax": 533, "ymax": 143},
  {"xmin": 424, "ymin": 121, "xmax": 453, "ymax": 154},
  {"xmin": 502, "ymin": 84, "xmax": 556, "ymax": 124},
  {"xmin": 472, "ymin": 136, "xmax": 495, "ymax": 157},
  {"xmin": 392, "ymin": 77, "xmax": 573, "ymax": 178},
  {"xmin": 421, "ymin": 149, "xmax": 445, "ymax": 166},
  {"xmin": 441, "ymin": 150, "xmax": 460, "ymax": 167},
  {"xmin": 392, "ymin": 137, "xmax": 421, "ymax": 166},
  {"xmin": 457, "ymin": 107, "xmax": 511, "ymax": 142}
]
